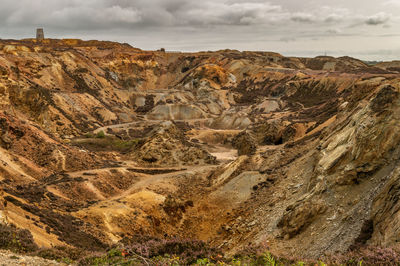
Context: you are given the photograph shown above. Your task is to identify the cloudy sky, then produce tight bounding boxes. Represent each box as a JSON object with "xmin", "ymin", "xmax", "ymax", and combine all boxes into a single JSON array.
[{"xmin": 0, "ymin": 0, "xmax": 399, "ymax": 60}]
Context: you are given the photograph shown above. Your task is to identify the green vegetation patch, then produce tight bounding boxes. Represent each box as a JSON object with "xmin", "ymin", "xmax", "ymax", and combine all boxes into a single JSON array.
[{"xmin": 72, "ymin": 133, "xmax": 140, "ymax": 152}]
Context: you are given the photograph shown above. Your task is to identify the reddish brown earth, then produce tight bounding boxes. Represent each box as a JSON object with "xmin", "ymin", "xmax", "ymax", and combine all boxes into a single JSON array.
[{"xmin": 0, "ymin": 38, "xmax": 399, "ymax": 259}]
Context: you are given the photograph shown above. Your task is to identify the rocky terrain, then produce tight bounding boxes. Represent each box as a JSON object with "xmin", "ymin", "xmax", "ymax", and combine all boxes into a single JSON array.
[
  {"xmin": 0, "ymin": 250, "xmax": 62, "ymax": 266},
  {"xmin": 0, "ymin": 38, "xmax": 400, "ymax": 262}
]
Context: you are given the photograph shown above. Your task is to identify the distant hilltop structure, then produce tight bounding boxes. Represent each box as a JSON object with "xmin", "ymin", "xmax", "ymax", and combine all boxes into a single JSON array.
[{"xmin": 36, "ymin": 28, "xmax": 44, "ymax": 41}]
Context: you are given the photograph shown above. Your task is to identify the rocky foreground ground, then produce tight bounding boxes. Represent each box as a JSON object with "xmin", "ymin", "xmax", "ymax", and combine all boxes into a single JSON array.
[
  {"xmin": 0, "ymin": 250, "xmax": 61, "ymax": 266},
  {"xmin": 0, "ymin": 38, "xmax": 400, "ymax": 263}
]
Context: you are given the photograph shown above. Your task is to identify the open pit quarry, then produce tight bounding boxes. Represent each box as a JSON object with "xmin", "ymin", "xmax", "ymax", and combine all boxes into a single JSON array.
[{"xmin": 0, "ymin": 38, "xmax": 400, "ymax": 262}]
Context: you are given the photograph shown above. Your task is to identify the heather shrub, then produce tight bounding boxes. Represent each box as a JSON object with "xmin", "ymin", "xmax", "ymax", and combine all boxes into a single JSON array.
[
  {"xmin": 328, "ymin": 245, "xmax": 400, "ymax": 265},
  {"xmin": 125, "ymin": 237, "xmax": 221, "ymax": 264},
  {"xmin": 0, "ymin": 224, "xmax": 38, "ymax": 253},
  {"xmin": 33, "ymin": 246, "xmax": 87, "ymax": 262}
]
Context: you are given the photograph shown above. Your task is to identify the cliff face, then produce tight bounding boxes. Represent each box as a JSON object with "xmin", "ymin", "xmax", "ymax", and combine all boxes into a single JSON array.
[{"xmin": 0, "ymin": 38, "xmax": 399, "ymax": 258}]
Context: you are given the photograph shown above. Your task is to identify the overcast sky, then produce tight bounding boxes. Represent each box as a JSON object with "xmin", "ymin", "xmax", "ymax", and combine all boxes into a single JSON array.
[{"xmin": 0, "ymin": 0, "xmax": 399, "ymax": 60}]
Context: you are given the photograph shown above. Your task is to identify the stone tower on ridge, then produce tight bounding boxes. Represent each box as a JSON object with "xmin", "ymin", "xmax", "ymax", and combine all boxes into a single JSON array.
[{"xmin": 36, "ymin": 28, "xmax": 44, "ymax": 41}]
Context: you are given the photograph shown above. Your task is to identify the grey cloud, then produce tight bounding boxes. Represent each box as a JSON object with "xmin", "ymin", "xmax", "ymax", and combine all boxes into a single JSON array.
[
  {"xmin": 289, "ymin": 7, "xmax": 351, "ymax": 24},
  {"xmin": 324, "ymin": 15, "xmax": 342, "ymax": 23},
  {"xmin": 1, "ymin": 0, "xmax": 287, "ymax": 29},
  {"xmin": 0, "ymin": 0, "xmax": 389, "ymax": 30},
  {"xmin": 3, "ymin": 0, "xmax": 143, "ymax": 29},
  {"xmin": 0, "ymin": 0, "xmax": 358, "ymax": 29},
  {"xmin": 290, "ymin": 13, "xmax": 316, "ymax": 23},
  {"xmin": 365, "ymin": 12, "xmax": 390, "ymax": 25},
  {"xmin": 173, "ymin": 1, "xmax": 284, "ymax": 26}
]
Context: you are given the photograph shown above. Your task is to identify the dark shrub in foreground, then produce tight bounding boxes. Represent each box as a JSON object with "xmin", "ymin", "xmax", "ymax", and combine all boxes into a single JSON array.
[
  {"xmin": 328, "ymin": 245, "xmax": 400, "ymax": 265},
  {"xmin": 126, "ymin": 237, "xmax": 221, "ymax": 264},
  {"xmin": 0, "ymin": 224, "xmax": 38, "ymax": 253},
  {"xmin": 33, "ymin": 246, "xmax": 87, "ymax": 262}
]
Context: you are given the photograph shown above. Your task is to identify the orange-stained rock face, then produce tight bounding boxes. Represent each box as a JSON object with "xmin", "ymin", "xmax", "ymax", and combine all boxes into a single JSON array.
[{"xmin": 0, "ymin": 38, "xmax": 400, "ymax": 258}]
